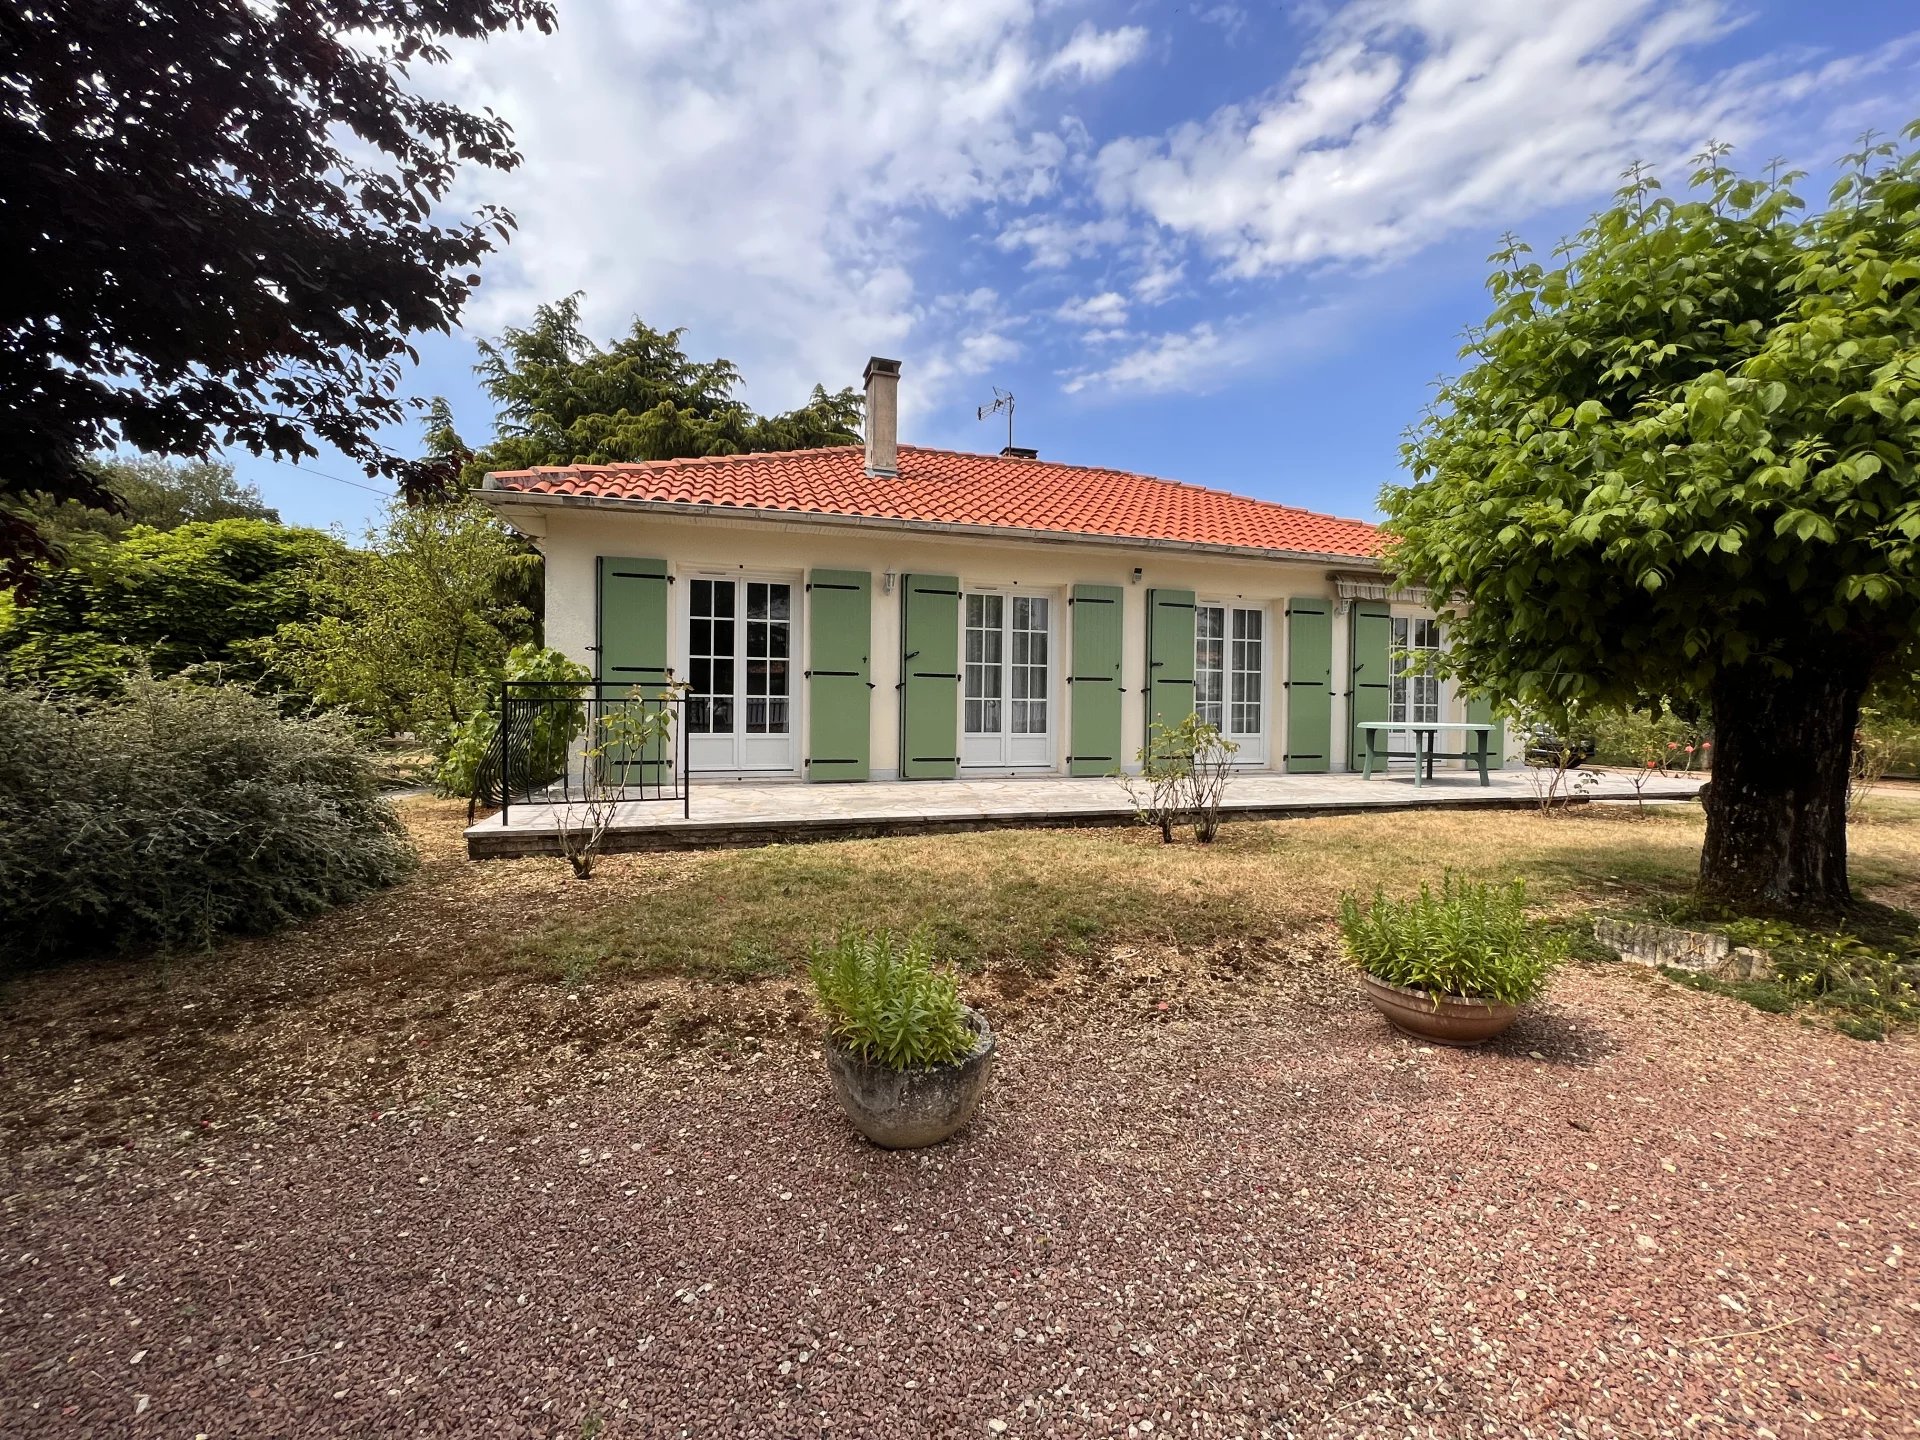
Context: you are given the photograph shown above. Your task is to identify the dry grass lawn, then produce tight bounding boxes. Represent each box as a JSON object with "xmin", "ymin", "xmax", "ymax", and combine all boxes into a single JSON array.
[{"xmin": 3, "ymin": 787, "xmax": 1918, "ymax": 1162}]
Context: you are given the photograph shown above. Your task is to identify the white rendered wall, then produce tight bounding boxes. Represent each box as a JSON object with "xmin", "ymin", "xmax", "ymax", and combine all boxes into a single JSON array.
[{"xmin": 504, "ymin": 504, "xmax": 1515, "ymax": 779}]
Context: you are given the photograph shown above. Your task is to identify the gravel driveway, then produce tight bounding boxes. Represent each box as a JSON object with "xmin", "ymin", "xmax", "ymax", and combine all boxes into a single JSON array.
[{"xmin": 3, "ymin": 961, "xmax": 1916, "ymax": 1438}]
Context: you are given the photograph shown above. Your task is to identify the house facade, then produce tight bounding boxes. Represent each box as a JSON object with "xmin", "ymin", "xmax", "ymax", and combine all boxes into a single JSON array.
[{"xmin": 478, "ymin": 358, "xmax": 1508, "ymax": 784}]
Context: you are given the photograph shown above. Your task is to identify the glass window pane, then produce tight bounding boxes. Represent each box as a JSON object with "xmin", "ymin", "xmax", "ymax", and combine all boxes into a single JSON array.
[
  {"xmin": 1228, "ymin": 607, "xmax": 1263, "ymax": 737},
  {"xmin": 1389, "ymin": 615, "xmax": 1440, "ymax": 725},
  {"xmin": 1195, "ymin": 604, "xmax": 1225, "ymax": 729}
]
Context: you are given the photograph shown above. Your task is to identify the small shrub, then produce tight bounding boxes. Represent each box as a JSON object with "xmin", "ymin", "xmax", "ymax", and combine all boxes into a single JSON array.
[
  {"xmin": 0, "ymin": 679, "xmax": 416, "ymax": 965},
  {"xmin": 436, "ymin": 643, "xmax": 591, "ymax": 800},
  {"xmin": 1337, "ymin": 876, "xmax": 1566, "ymax": 1004},
  {"xmin": 1851, "ymin": 706, "xmax": 1920, "ymax": 818},
  {"xmin": 1511, "ymin": 699, "xmax": 1601, "ymax": 813},
  {"xmin": 554, "ymin": 692, "xmax": 679, "ymax": 880},
  {"xmin": 1588, "ymin": 704, "xmax": 1712, "ymax": 771},
  {"xmin": 807, "ymin": 929, "xmax": 976, "ymax": 1069},
  {"xmin": 1118, "ymin": 714, "xmax": 1238, "ymax": 843}
]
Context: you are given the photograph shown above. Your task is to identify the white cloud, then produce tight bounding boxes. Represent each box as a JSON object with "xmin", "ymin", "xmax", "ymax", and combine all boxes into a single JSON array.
[
  {"xmin": 1058, "ymin": 295, "xmax": 1364, "ymax": 398},
  {"xmin": 409, "ymin": 0, "xmax": 1914, "ymax": 427},
  {"xmin": 1042, "ymin": 23, "xmax": 1151, "ymax": 84},
  {"xmin": 1054, "ymin": 291, "xmax": 1130, "ymax": 327},
  {"xmin": 427, "ymin": 0, "xmax": 1149, "ymax": 429},
  {"xmin": 1196, "ymin": 6, "xmax": 1250, "ymax": 42},
  {"xmin": 956, "ymin": 330, "xmax": 1023, "ymax": 371},
  {"xmin": 993, "ymin": 214, "xmax": 1134, "ymax": 269},
  {"xmin": 1089, "ymin": 0, "xmax": 1908, "ymax": 278},
  {"xmin": 1061, "ymin": 322, "xmax": 1242, "ymax": 394}
]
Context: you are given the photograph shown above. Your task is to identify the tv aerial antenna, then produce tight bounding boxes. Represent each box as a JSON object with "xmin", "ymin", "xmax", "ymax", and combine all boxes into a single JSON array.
[{"xmin": 976, "ymin": 387, "xmax": 1015, "ymax": 451}]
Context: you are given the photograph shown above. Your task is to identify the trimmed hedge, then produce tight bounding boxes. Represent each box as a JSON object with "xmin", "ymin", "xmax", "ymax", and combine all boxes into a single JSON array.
[{"xmin": 0, "ymin": 680, "xmax": 415, "ymax": 965}]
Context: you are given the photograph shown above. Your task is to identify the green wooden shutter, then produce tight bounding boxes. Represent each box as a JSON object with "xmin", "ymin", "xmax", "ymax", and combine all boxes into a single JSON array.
[
  {"xmin": 597, "ymin": 556, "xmax": 672, "ymax": 783},
  {"xmin": 1347, "ymin": 599, "xmax": 1391, "ymax": 771},
  {"xmin": 1067, "ymin": 584, "xmax": 1124, "ymax": 776},
  {"xmin": 806, "ymin": 569, "xmax": 871, "ymax": 782},
  {"xmin": 1466, "ymin": 693, "xmax": 1505, "ymax": 767},
  {"xmin": 900, "ymin": 574, "xmax": 960, "ymax": 779},
  {"xmin": 1284, "ymin": 598, "xmax": 1332, "ymax": 773},
  {"xmin": 1145, "ymin": 588, "xmax": 1197, "ymax": 747}
]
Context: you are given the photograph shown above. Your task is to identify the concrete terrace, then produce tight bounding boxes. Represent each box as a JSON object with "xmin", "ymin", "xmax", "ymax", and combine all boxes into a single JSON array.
[{"xmin": 465, "ymin": 768, "xmax": 1706, "ymax": 858}]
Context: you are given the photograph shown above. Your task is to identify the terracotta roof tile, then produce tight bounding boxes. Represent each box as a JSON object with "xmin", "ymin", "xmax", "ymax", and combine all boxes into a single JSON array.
[{"xmin": 485, "ymin": 445, "xmax": 1381, "ymax": 560}]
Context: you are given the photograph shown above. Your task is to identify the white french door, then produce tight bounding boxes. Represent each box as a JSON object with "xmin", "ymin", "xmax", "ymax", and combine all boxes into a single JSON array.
[
  {"xmin": 1195, "ymin": 603, "xmax": 1268, "ymax": 764},
  {"xmin": 686, "ymin": 577, "xmax": 797, "ymax": 772},
  {"xmin": 1387, "ymin": 615, "xmax": 1440, "ymax": 767},
  {"xmin": 961, "ymin": 591, "xmax": 1054, "ymax": 769}
]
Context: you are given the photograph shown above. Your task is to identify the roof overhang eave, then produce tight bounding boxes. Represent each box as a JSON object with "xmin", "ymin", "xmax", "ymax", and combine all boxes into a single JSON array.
[{"xmin": 472, "ymin": 486, "xmax": 1384, "ymax": 570}]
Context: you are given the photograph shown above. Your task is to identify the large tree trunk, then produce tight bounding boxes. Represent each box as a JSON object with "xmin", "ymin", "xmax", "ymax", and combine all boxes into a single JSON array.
[{"xmin": 1698, "ymin": 659, "xmax": 1868, "ymax": 911}]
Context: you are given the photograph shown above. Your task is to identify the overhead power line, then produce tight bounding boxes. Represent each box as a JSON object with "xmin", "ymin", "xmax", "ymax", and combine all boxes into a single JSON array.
[{"xmin": 254, "ymin": 455, "xmax": 394, "ymax": 496}]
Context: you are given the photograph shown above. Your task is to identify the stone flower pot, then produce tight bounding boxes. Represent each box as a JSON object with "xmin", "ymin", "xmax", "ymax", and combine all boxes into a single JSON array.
[
  {"xmin": 823, "ymin": 1007, "xmax": 996, "ymax": 1149},
  {"xmin": 1360, "ymin": 974, "xmax": 1519, "ymax": 1047}
]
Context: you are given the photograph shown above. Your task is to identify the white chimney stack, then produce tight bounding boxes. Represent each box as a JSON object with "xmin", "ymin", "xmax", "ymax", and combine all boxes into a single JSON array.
[{"xmin": 863, "ymin": 356, "xmax": 901, "ymax": 477}]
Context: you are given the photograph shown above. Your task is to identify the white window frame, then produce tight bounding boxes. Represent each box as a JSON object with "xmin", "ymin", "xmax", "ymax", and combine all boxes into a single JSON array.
[
  {"xmin": 1195, "ymin": 599, "xmax": 1270, "ymax": 765},
  {"xmin": 960, "ymin": 585, "xmax": 1057, "ymax": 771},
  {"xmin": 680, "ymin": 568, "xmax": 803, "ymax": 775}
]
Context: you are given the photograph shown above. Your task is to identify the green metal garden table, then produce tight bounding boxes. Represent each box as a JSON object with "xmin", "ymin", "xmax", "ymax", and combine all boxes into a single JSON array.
[{"xmin": 1356, "ymin": 721, "xmax": 1495, "ymax": 787}]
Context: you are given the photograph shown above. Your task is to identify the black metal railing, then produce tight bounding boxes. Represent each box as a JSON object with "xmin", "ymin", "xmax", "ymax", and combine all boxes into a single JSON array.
[{"xmin": 485, "ymin": 680, "xmax": 689, "ymax": 825}]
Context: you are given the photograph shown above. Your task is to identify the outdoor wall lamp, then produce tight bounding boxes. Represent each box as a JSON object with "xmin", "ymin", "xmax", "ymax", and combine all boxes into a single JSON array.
[
  {"xmin": 1131, "ymin": 567, "xmax": 1143, "ymax": 584},
  {"xmin": 882, "ymin": 571, "xmax": 896, "ymax": 594}
]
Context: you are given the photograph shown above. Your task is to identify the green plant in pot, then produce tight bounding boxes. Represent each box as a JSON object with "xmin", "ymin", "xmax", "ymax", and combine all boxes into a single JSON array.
[
  {"xmin": 808, "ymin": 928, "xmax": 996, "ymax": 1148},
  {"xmin": 1338, "ymin": 876, "xmax": 1566, "ymax": 1045}
]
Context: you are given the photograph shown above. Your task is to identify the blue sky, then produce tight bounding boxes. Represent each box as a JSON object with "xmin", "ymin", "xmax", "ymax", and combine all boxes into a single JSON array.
[{"xmin": 235, "ymin": 0, "xmax": 1920, "ymax": 535}]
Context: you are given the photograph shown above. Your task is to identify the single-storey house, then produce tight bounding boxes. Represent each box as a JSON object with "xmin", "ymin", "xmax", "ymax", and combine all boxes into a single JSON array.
[{"xmin": 477, "ymin": 357, "xmax": 1507, "ymax": 784}]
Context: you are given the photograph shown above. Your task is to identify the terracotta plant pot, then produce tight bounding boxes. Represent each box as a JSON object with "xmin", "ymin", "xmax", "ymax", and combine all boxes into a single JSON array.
[
  {"xmin": 823, "ymin": 1008, "xmax": 996, "ymax": 1149},
  {"xmin": 1360, "ymin": 974, "xmax": 1519, "ymax": 1047}
]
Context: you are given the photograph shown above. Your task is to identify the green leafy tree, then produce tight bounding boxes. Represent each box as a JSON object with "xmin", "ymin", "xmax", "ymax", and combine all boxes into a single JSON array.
[
  {"xmin": 0, "ymin": 0, "xmax": 554, "ymax": 587},
  {"xmin": 1868, "ymin": 644, "xmax": 1920, "ymax": 728},
  {"xmin": 438, "ymin": 294, "xmax": 864, "ymax": 484},
  {"xmin": 268, "ymin": 499, "xmax": 533, "ymax": 746},
  {"xmin": 29, "ymin": 456, "xmax": 278, "ymax": 552},
  {"xmin": 1385, "ymin": 129, "xmax": 1920, "ymax": 910},
  {"xmin": 0, "ymin": 518, "xmax": 343, "ymax": 695}
]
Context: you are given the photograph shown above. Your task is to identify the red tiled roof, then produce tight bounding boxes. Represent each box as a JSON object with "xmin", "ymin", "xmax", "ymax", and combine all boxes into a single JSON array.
[{"xmin": 484, "ymin": 445, "xmax": 1381, "ymax": 560}]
